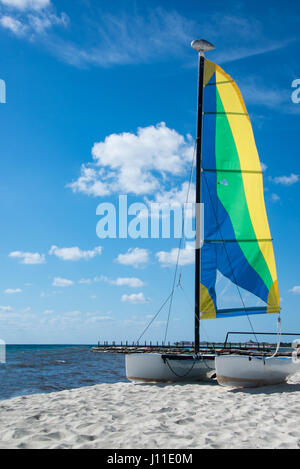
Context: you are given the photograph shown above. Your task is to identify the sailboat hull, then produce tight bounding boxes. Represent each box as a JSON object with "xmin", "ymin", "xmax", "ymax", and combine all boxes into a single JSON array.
[
  {"xmin": 126, "ymin": 353, "xmax": 215, "ymax": 383},
  {"xmin": 215, "ymin": 355, "xmax": 300, "ymax": 388}
]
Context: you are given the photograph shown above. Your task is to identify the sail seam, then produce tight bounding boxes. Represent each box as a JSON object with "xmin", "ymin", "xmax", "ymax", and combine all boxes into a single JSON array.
[
  {"xmin": 204, "ymin": 112, "xmax": 249, "ymax": 116},
  {"xmin": 217, "ymin": 307, "xmax": 280, "ymax": 315},
  {"xmin": 206, "ymin": 80, "xmax": 234, "ymax": 86},
  {"xmin": 217, "ymin": 306, "xmax": 281, "ymax": 314},
  {"xmin": 218, "ymin": 307, "xmax": 271, "ymax": 313},
  {"xmin": 203, "ymin": 168, "xmax": 262, "ymax": 174},
  {"xmin": 205, "ymin": 239, "xmax": 273, "ymax": 244}
]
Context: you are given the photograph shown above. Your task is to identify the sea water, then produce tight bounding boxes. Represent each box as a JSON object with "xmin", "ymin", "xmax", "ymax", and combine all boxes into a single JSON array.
[{"xmin": 0, "ymin": 345, "xmax": 127, "ymax": 401}]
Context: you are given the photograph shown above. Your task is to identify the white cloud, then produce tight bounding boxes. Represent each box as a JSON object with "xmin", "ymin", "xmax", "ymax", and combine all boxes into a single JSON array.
[
  {"xmin": 79, "ymin": 275, "xmax": 144, "ymax": 288},
  {"xmin": 152, "ymin": 182, "xmax": 195, "ymax": 207},
  {"xmin": 86, "ymin": 315, "xmax": 113, "ymax": 323},
  {"xmin": 86, "ymin": 310, "xmax": 112, "ymax": 316},
  {"xmin": 51, "ymin": 8, "xmax": 193, "ymax": 68},
  {"xmin": 121, "ymin": 292, "xmax": 149, "ymax": 304},
  {"xmin": 0, "ymin": 0, "xmax": 50, "ymax": 10},
  {"xmin": 94, "ymin": 275, "xmax": 108, "ymax": 283},
  {"xmin": 222, "ymin": 41, "xmax": 293, "ymax": 64},
  {"xmin": 52, "ymin": 277, "xmax": 74, "ymax": 288},
  {"xmin": 0, "ymin": 0, "xmax": 68, "ymax": 38},
  {"xmin": 110, "ymin": 277, "xmax": 144, "ymax": 288},
  {"xmin": 234, "ymin": 76, "xmax": 291, "ymax": 111},
  {"xmin": 116, "ymin": 248, "xmax": 149, "ymax": 268},
  {"xmin": 68, "ymin": 123, "xmax": 194, "ymax": 197},
  {"xmin": 290, "ymin": 286, "xmax": 300, "ymax": 294},
  {"xmin": 9, "ymin": 250, "xmax": 46, "ymax": 264},
  {"xmin": 156, "ymin": 243, "xmax": 194, "ymax": 267},
  {"xmin": 65, "ymin": 310, "xmax": 81, "ymax": 317},
  {"xmin": 78, "ymin": 278, "xmax": 92, "ymax": 284},
  {"xmin": 27, "ymin": 10, "xmax": 68, "ymax": 33},
  {"xmin": 143, "ymin": 181, "xmax": 195, "ymax": 221},
  {"xmin": 271, "ymin": 193, "xmax": 280, "ymax": 203},
  {"xmin": 270, "ymin": 174, "xmax": 299, "ymax": 186},
  {"xmin": 67, "ymin": 166, "xmax": 110, "ymax": 197},
  {"xmin": 4, "ymin": 288, "xmax": 22, "ymax": 294},
  {"xmin": 261, "ymin": 162, "xmax": 268, "ymax": 172},
  {"xmin": 0, "ymin": 5, "xmax": 293, "ymax": 69},
  {"xmin": 0, "ymin": 305, "xmax": 13, "ymax": 312},
  {"xmin": 0, "ymin": 14, "xmax": 26, "ymax": 34},
  {"xmin": 50, "ymin": 9, "xmax": 292, "ymax": 69},
  {"xmin": 43, "ymin": 309, "xmax": 54, "ymax": 314},
  {"xmin": 49, "ymin": 245, "xmax": 102, "ymax": 261},
  {"xmin": 209, "ymin": 15, "xmax": 294, "ymax": 66}
]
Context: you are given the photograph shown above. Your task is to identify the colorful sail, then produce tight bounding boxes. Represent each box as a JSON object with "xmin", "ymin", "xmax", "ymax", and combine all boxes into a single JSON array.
[{"xmin": 200, "ymin": 60, "xmax": 280, "ymax": 319}]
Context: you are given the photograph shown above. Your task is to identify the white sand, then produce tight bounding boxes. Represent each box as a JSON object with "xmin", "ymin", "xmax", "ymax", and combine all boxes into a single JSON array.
[{"xmin": 1, "ymin": 374, "xmax": 300, "ymax": 449}]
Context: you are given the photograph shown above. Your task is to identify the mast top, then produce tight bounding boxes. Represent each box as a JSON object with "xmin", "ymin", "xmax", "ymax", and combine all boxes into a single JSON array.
[{"xmin": 191, "ymin": 39, "xmax": 215, "ymax": 53}]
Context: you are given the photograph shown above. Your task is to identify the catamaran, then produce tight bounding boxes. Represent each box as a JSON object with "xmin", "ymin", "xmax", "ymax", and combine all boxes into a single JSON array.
[{"xmin": 126, "ymin": 38, "xmax": 300, "ymax": 386}]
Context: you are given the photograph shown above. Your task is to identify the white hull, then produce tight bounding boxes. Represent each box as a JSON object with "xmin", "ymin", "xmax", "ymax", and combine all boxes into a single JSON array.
[
  {"xmin": 216, "ymin": 354, "xmax": 300, "ymax": 388},
  {"xmin": 126, "ymin": 353, "xmax": 215, "ymax": 383}
]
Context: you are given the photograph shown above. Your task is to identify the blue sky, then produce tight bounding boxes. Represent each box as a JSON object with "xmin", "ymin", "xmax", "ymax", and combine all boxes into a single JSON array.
[{"xmin": 0, "ymin": 0, "xmax": 300, "ymax": 344}]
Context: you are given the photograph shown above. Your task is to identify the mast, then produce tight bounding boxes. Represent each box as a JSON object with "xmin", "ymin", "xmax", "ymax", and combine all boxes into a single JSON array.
[{"xmin": 191, "ymin": 39, "xmax": 215, "ymax": 354}]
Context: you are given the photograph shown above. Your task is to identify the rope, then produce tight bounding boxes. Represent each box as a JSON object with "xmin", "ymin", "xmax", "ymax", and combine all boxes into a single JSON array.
[
  {"xmin": 164, "ymin": 353, "xmax": 214, "ymax": 378},
  {"xmin": 136, "ymin": 292, "xmax": 173, "ymax": 343},
  {"xmin": 266, "ymin": 316, "xmax": 282, "ymax": 360},
  {"xmin": 163, "ymin": 238, "xmax": 183, "ymax": 343},
  {"xmin": 163, "ymin": 356, "xmax": 197, "ymax": 378},
  {"xmin": 199, "ymin": 354, "xmax": 215, "ymax": 371}
]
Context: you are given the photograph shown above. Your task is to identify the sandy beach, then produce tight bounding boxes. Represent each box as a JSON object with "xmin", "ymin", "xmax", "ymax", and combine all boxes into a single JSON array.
[{"xmin": 1, "ymin": 373, "xmax": 300, "ymax": 449}]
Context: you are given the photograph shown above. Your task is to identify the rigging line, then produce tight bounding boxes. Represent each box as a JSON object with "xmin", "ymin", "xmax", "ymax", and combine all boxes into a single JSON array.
[
  {"xmin": 137, "ymin": 143, "xmax": 197, "ymax": 345},
  {"xmin": 177, "ymin": 142, "xmax": 197, "ymax": 283},
  {"xmin": 163, "ymin": 142, "xmax": 197, "ymax": 343},
  {"xmin": 202, "ymin": 171, "xmax": 259, "ymax": 343},
  {"xmin": 136, "ymin": 292, "xmax": 173, "ymax": 343},
  {"xmin": 184, "ymin": 141, "xmax": 197, "ymax": 205},
  {"xmin": 163, "ymin": 239, "xmax": 182, "ymax": 343}
]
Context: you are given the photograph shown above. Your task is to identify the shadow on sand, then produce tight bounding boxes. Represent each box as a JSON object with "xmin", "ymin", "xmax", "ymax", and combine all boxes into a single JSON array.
[
  {"xmin": 132, "ymin": 377, "xmax": 300, "ymax": 394},
  {"xmin": 227, "ymin": 381, "xmax": 300, "ymax": 395},
  {"xmin": 133, "ymin": 377, "xmax": 220, "ymax": 388}
]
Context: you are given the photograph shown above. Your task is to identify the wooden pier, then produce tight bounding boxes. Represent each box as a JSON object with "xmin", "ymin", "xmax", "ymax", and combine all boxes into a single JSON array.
[{"xmin": 90, "ymin": 340, "xmax": 285, "ymax": 356}]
